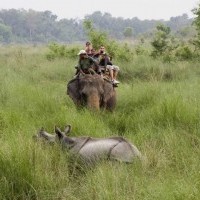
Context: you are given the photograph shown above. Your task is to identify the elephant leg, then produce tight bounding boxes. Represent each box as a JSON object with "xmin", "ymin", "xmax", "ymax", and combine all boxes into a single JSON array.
[{"xmin": 105, "ymin": 95, "xmax": 116, "ymax": 111}]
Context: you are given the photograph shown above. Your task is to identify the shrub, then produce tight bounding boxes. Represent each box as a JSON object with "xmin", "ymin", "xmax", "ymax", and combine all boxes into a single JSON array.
[
  {"xmin": 175, "ymin": 45, "xmax": 193, "ymax": 60},
  {"xmin": 46, "ymin": 42, "xmax": 79, "ymax": 60},
  {"xmin": 135, "ymin": 45, "xmax": 147, "ymax": 55}
]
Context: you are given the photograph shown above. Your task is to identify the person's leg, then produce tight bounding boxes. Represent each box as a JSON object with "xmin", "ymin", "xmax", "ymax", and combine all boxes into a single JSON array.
[
  {"xmin": 107, "ymin": 65, "xmax": 119, "ymax": 84},
  {"xmin": 106, "ymin": 65, "xmax": 114, "ymax": 80},
  {"xmin": 109, "ymin": 69, "xmax": 114, "ymax": 80},
  {"xmin": 113, "ymin": 70, "xmax": 118, "ymax": 80},
  {"xmin": 113, "ymin": 65, "xmax": 119, "ymax": 80},
  {"xmin": 88, "ymin": 68, "xmax": 96, "ymax": 74},
  {"xmin": 112, "ymin": 65, "xmax": 120, "ymax": 83}
]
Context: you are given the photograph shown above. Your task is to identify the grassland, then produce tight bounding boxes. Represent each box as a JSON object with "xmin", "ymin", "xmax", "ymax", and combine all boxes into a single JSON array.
[{"xmin": 0, "ymin": 45, "xmax": 200, "ymax": 200}]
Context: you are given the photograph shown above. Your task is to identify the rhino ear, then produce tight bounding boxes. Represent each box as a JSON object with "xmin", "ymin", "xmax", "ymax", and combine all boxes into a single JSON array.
[
  {"xmin": 38, "ymin": 127, "xmax": 45, "ymax": 137},
  {"xmin": 55, "ymin": 126, "xmax": 64, "ymax": 140},
  {"xmin": 40, "ymin": 127, "xmax": 44, "ymax": 132},
  {"xmin": 64, "ymin": 125, "xmax": 71, "ymax": 135}
]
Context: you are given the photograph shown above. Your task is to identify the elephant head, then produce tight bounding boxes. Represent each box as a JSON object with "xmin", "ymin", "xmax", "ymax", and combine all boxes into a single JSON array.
[{"xmin": 67, "ymin": 74, "xmax": 116, "ymax": 111}]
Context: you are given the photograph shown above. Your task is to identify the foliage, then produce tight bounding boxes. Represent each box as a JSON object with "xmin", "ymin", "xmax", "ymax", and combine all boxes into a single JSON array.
[
  {"xmin": 151, "ymin": 24, "xmax": 172, "ymax": 57},
  {"xmin": 134, "ymin": 38, "xmax": 148, "ymax": 55},
  {"xmin": 192, "ymin": 3, "xmax": 200, "ymax": 53},
  {"xmin": 135, "ymin": 45, "xmax": 146, "ymax": 55},
  {"xmin": 192, "ymin": 4, "xmax": 200, "ymax": 33},
  {"xmin": 118, "ymin": 55, "xmax": 190, "ymax": 82},
  {"xmin": 176, "ymin": 26, "xmax": 196, "ymax": 38},
  {"xmin": 123, "ymin": 27, "xmax": 133, "ymax": 38},
  {"xmin": 167, "ymin": 14, "xmax": 193, "ymax": 32},
  {"xmin": 86, "ymin": 11, "xmax": 193, "ymax": 39},
  {"xmin": 0, "ymin": 23, "xmax": 12, "ymax": 43},
  {"xmin": 175, "ymin": 44, "xmax": 193, "ymax": 60},
  {"xmin": 150, "ymin": 24, "xmax": 191, "ymax": 62},
  {"xmin": 0, "ymin": 9, "xmax": 194, "ymax": 44},
  {"xmin": 83, "ymin": 20, "xmax": 108, "ymax": 50},
  {"xmin": 46, "ymin": 42, "xmax": 79, "ymax": 60},
  {"xmin": 83, "ymin": 20, "xmax": 134, "ymax": 61},
  {"xmin": 0, "ymin": 45, "xmax": 200, "ymax": 199}
]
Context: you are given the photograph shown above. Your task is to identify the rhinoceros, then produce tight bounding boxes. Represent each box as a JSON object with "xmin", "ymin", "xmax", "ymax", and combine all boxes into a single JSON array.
[{"xmin": 34, "ymin": 125, "xmax": 141, "ymax": 164}]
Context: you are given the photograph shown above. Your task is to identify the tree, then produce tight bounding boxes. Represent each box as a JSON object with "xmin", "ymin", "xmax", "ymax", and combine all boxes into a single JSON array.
[
  {"xmin": 83, "ymin": 20, "xmax": 108, "ymax": 50},
  {"xmin": 151, "ymin": 24, "xmax": 171, "ymax": 57},
  {"xmin": 0, "ymin": 23, "xmax": 12, "ymax": 43},
  {"xmin": 123, "ymin": 27, "xmax": 133, "ymax": 38},
  {"xmin": 192, "ymin": 4, "xmax": 200, "ymax": 49}
]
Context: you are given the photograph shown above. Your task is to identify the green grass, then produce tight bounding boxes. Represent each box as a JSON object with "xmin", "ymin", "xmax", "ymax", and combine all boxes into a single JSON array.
[{"xmin": 0, "ymin": 45, "xmax": 200, "ymax": 199}]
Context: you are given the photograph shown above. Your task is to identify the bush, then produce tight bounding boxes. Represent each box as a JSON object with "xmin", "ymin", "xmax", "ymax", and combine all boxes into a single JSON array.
[
  {"xmin": 135, "ymin": 45, "xmax": 147, "ymax": 55},
  {"xmin": 46, "ymin": 42, "xmax": 79, "ymax": 60},
  {"xmin": 175, "ymin": 45, "xmax": 193, "ymax": 60}
]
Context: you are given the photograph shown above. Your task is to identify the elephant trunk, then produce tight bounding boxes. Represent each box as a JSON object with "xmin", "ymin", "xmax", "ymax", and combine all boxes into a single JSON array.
[{"xmin": 87, "ymin": 94, "xmax": 100, "ymax": 110}]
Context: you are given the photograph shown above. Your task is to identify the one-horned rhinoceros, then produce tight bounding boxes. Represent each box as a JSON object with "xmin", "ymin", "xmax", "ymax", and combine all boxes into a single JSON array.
[{"xmin": 34, "ymin": 125, "xmax": 142, "ymax": 164}]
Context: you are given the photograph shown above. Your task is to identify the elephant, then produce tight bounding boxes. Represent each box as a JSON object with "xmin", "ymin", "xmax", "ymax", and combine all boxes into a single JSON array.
[{"xmin": 67, "ymin": 74, "xmax": 116, "ymax": 111}]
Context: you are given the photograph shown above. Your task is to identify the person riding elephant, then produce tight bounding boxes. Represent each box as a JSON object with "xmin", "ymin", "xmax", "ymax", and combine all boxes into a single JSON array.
[
  {"xmin": 67, "ymin": 73, "xmax": 116, "ymax": 111},
  {"xmin": 99, "ymin": 52, "xmax": 120, "ymax": 84},
  {"xmin": 85, "ymin": 41, "xmax": 93, "ymax": 55},
  {"xmin": 74, "ymin": 50, "xmax": 101, "ymax": 77},
  {"xmin": 94, "ymin": 46, "xmax": 120, "ymax": 85}
]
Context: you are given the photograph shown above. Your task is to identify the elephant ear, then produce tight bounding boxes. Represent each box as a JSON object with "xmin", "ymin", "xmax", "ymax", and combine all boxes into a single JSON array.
[
  {"xmin": 103, "ymin": 80, "xmax": 116, "ymax": 111},
  {"xmin": 67, "ymin": 78, "xmax": 81, "ymax": 105}
]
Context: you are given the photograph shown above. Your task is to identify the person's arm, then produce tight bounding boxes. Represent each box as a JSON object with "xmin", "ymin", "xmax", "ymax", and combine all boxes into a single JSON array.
[
  {"xmin": 104, "ymin": 56, "xmax": 110, "ymax": 67},
  {"xmin": 88, "ymin": 56, "xmax": 99, "ymax": 66},
  {"xmin": 88, "ymin": 56, "xmax": 101, "ymax": 74},
  {"xmin": 106, "ymin": 55, "xmax": 113, "ymax": 65},
  {"xmin": 76, "ymin": 60, "xmax": 85, "ymax": 74},
  {"xmin": 76, "ymin": 61, "xmax": 81, "ymax": 70}
]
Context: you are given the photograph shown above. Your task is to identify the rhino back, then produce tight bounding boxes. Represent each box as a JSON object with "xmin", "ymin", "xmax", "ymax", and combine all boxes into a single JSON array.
[
  {"xmin": 78, "ymin": 138, "xmax": 119, "ymax": 160},
  {"xmin": 110, "ymin": 141, "xmax": 140, "ymax": 163},
  {"xmin": 69, "ymin": 137, "xmax": 89, "ymax": 153}
]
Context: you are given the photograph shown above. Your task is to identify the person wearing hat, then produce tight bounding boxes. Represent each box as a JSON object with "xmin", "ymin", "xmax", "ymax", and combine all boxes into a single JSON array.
[{"xmin": 74, "ymin": 50, "xmax": 101, "ymax": 76}]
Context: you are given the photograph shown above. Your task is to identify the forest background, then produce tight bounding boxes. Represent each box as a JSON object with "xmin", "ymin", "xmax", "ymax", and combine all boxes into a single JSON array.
[
  {"xmin": 0, "ymin": 6, "xmax": 200, "ymax": 200},
  {"xmin": 0, "ymin": 9, "xmax": 195, "ymax": 44}
]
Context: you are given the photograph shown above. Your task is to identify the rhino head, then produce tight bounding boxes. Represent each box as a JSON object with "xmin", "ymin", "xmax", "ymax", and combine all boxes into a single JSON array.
[{"xmin": 33, "ymin": 125, "xmax": 72, "ymax": 145}]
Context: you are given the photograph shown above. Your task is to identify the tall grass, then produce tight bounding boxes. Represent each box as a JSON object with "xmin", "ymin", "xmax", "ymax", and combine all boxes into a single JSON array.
[{"xmin": 0, "ymin": 45, "xmax": 200, "ymax": 199}]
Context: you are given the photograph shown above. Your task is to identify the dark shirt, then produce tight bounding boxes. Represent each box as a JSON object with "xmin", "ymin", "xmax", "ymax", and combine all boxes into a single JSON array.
[
  {"xmin": 99, "ymin": 55, "xmax": 112, "ymax": 68},
  {"xmin": 77, "ymin": 56, "xmax": 98, "ymax": 71}
]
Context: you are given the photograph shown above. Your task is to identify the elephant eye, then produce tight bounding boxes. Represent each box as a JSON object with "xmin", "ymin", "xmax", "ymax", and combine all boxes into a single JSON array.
[{"xmin": 81, "ymin": 92, "xmax": 87, "ymax": 102}]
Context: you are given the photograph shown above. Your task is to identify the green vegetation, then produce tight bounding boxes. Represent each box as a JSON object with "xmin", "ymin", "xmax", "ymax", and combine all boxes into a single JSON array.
[
  {"xmin": 0, "ymin": 44, "xmax": 200, "ymax": 200},
  {"xmin": 1, "ymin": 3, "xmax": 200, "ymax": 199},
  {"xmin": 0, "ymin": 9, "xmax": 194, "ymax": 43}
]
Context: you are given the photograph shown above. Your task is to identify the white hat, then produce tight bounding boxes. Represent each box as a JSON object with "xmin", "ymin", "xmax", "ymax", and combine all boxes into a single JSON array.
[{"xmin": 77, "ymin": 50, "xmax": 87, "ymax": 55}]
